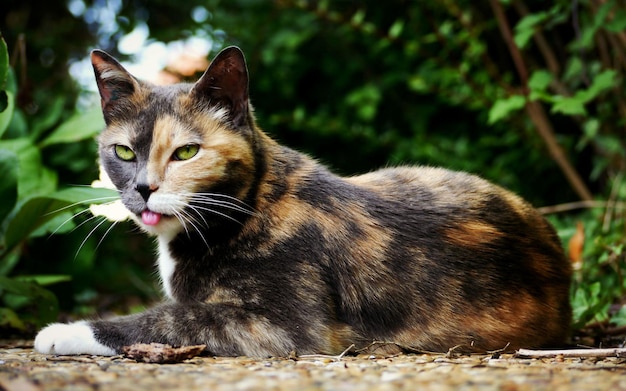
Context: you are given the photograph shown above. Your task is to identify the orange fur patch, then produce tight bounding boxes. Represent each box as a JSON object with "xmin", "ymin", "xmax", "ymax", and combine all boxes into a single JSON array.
[{"xmin": 444, "ymin": 220, "xmax": 503, "ymax": 247}]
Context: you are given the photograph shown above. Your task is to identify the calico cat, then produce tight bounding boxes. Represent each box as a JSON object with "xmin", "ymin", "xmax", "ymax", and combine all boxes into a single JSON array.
[{"xmin": 35, "ymin": 46, "xmax": 571, "ymax": 357}]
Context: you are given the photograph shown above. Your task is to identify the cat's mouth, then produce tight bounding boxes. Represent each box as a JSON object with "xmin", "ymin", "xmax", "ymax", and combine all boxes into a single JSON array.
[{"xmin": 141, "ymin": 209, "xmax": 165, "ymax": 226}]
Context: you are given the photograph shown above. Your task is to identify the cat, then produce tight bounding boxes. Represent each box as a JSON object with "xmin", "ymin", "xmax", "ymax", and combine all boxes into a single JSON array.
[{"xmin": 34, "ymin": 46, "xmax": 572, "ymax": 357}]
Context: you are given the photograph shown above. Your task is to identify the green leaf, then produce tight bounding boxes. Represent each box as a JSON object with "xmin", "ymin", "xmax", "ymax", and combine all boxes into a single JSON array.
[
  {"xmin": 30, "ymin": 96, "xmax": 66, "ymax": 142},
  {"xmin": 563, "ymin": 57, "xmax": 583, "ymax": 83},
  {"xmin": 351, "ymin": 9, "xmax": 366, "ymax": 26},
  {"xmin": 0, "ymin": 149, "xmax": 18, "ymax": 224},
  {"xmin": 586, "ymin": 70, "xmax": 617, "ymax": 99},
  {"xmin": 29, "ymin": 210, "xmax": 77, "ymax": 238},
  {"xmin": 0, "ymin": 34, "xmax": 8, "ymax": 91},
  {"xmin": 528, "ymin": 70, "xmax": 553, "ymax": 92},
  {"xmin": 14, "ymin": 275, "xmax": 71, "ymax": 286},
  {"xmin": 572, "ymin": 281, "xmax": 605, "ymax": 328},
  {"xmin": 345, "ymin": 84, "xmax": 381, "ymax": 121},
  {"xmin": 0, "ymin": 36, "xmax": 9, "ymax": 135},
  {"xmin": 388, "ymin": 20, "xmax": 404, "ymax": 39},
  {"xmin": 605, "ymin": 9, "xmax": 626, "ymax": 32},
  {"xmin": 593, "ymin": 1, "xmax": 613, "ymax": 29},
  {"xmin": 0, "ymin": 138, "xmax": 57, "ymax": 200},
  {"xmin": 408, "ymin": 75, "xmax": 428, "ymax": 93},
  {"xmin": 52, "ymin": 186, "xmax": 119, "ymax": 204},
  {"xmin": 0, "ymin": 250, "xmax": 19, "ymax": 276},
  {"xmin": 0, "ymin": 275, "xmax": 58, "ymax": 326},
  {"xmin": 611, "ymin": 305, "xmax": 626, "ymax": 327},
  {"xmin": 514, "ymin": 12, "xmax": 547, "ymax": 48},
  {"xmin": 0, "ymin": 90, "xmax": 14, "ymax": 138},
  {"xmin": 576, "ymin": 118, "xmax": 600, "ymax": 151},
  {"xmin": 513, "ymin": 29, "xmax": 534, "ymax": 49},
  {"xmin": 488, "ymin": 95, "xmax": 526, "ymax": 124},
  {"xmin": 0, "ymin": 307, "xmax": 26, "ymax": 331},
  {"xmin": 552, "ymin": 70, "xmax": 617, "ymax": 116},
  {"xmin": 39, "ymin": 107, "xmax": 105, "ymax": 148},
  {"xmin": 2, "ymin": 186, "xmax": 118, "ymax": 256},
  {"xmin": 550, "ymin": 96, "xmax": 587, "ymax": 116}
]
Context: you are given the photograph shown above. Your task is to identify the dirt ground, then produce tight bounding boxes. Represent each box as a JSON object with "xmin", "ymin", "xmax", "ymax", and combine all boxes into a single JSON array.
[{"xmin": 1, "ymin": 341, "xmax": 626, "ymax": 391}]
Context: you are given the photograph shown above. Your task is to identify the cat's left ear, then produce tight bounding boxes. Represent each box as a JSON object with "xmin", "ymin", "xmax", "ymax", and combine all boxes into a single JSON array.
[{"xmin": 191, "ymin": 46, "xmax": 249, "ymax": 128}]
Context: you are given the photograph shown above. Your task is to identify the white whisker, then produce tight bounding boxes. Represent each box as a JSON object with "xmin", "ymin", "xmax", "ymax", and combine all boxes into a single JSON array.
[
  {"xmin": 49, "ymin": 199, "xmax": 123, "ymax": 237},
  {"xmin": 178, "ymin": 208, "xmax": 210, "ymax": 248},
  {"xmin": 190, "ymin": 204, "xmax": 245, "ymax": 225},
  {"xmin": 48, "ymin": 207, "xmax": 94, "ymax": 237},
  {"xmin": 188, "ymin": 192, "xmax": 257, "ymax": 212},
  {"xmin": 69, "ymin": 212, "xmax": 104, "ymax": 234},
  {"xmin": 184, "ymin": 203, "xmax": 212, "ymax": 229},
  {"xmin": 96, "ymin": 221, "xmax": 118, "ymax": 250},
  {"xmin": 75, "ymin": 217, "xmax": 110, "ymax": 259},
  {"xmin": 170, "ymin": 209, "xmax": 191, "ymax": 238},
  {"xmin": 44, "ymin": 196, "xmax": 120, "ymax": 216},
  {"xmin": 188, "ymin": 197, "xmax": 257, "ymax": 216}
]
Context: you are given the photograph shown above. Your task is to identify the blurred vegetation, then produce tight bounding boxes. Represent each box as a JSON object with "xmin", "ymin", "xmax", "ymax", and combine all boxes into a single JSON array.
[{"xmin": 0, "ymin": 0, "xmax": 624, "ymax": 342}]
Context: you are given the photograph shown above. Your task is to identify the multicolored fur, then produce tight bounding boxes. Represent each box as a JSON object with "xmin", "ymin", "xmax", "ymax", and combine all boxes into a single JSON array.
[{"xmin": 35, "ymin": 47, "xmax": 571, "ymax": 357}]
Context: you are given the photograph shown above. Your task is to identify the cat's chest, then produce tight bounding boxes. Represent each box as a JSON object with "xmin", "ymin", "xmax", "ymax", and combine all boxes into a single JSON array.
[
  {"xmin": 156, "ymin": 235, "xmax": 234, "ymax": 301},
  {"xmin": 157, "ymin": 238, "xmax": 177, "ymax": 299}
]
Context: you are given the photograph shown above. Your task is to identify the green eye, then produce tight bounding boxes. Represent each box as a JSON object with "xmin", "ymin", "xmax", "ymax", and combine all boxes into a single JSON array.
[
  {"xmin": 114, "ymin": 145, "xmax": 136, "ymax": 161},
  {"xmin": 173, "ymin": 144, "xmax": 200, "ymax": 161}
]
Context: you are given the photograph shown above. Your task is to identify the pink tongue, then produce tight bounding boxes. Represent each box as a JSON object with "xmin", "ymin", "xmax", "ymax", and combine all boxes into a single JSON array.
[{"xmin": 141, "ymin": 210, "xmax": 162, "ymax": 226}]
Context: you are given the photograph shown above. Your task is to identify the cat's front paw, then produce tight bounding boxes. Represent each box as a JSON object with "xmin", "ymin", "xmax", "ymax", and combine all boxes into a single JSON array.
[{"xmin": 34, "ymin": 321, "xmax": 117, "ymax": 356}]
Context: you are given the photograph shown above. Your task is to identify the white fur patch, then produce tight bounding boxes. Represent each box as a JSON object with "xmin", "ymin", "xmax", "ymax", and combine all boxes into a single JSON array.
[
  {"xmin": 99, "ymin": 68, "xmax": 130, "ymax": 83},
  {"xmin": 34, "ymin": 321, "xmax": 116, "ymax": 356},
  {"xmin": 157, "ymin": 237, "xmax": 177, "ymax": 300},
  {"xmin": 208, "ymin": 106, "xmax": 230, "ymax": 122}
]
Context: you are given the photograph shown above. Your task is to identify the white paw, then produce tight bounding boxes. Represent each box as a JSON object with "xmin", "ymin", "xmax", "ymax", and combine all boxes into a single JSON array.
[{"xmin": 34, "ymin": 321, "xmax": 116, "ymax": 356}]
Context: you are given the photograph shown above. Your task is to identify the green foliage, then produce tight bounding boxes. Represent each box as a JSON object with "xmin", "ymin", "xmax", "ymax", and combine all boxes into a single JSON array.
[
  {"xmin": 0, "ymin": 35, "xmax": 118, "ymax": 334},
  {"xmin": 488, "ymin": 95, "xmax": 526, "ymax": 124},
  {"xmin": 0, "ymin": 34, "xmax": 12, "ymax": 137},
  {"xmin": 550, "ymin": 197, "xmax": 626, "ymax": 331}
]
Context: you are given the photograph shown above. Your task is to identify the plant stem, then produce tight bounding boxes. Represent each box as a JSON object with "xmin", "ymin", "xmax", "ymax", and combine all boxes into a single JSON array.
[{"xmin": 489, "ymin": 0, "xmax": 594, "ymax": 201}]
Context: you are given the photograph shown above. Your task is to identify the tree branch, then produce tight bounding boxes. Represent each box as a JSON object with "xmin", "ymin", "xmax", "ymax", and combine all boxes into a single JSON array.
[
  {"xmin": 525, "ymin": 101, "xmax": 594, "ymax": 201},
  {"xmin": 537, "ymin": 200, "xmax": 626, "ymax": 214},
  {"xmin": 489, "ymin": 0, "xmax": 594, "ymax": 201}
]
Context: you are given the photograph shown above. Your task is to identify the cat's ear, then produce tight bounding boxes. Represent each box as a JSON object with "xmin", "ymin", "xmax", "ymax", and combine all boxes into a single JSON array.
[
  {"xmin": 191, "ymin": 46, "xmax": 249, "ymax": 127},
  {"xmin": 91, "ymin": 50, "xmax": 140, "ymax": 115}
]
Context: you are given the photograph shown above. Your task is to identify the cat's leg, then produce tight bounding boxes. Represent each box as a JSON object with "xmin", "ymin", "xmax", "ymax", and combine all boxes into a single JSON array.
[{"xmin": 34, "ymin": 302, "xmax": 300, "ymax": 357}]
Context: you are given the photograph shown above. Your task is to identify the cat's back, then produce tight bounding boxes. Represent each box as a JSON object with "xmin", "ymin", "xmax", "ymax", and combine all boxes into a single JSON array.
[
  {"xmin": 278, "ymin": 162, "xmax": 572, "ymax": 351},
  {"xmin": 349, "ymin": 165, "xmax": 528, "ymax": 212},
  {"xmin": 345, "ymin": 164, "xmax": 567, "ymax": 278}
]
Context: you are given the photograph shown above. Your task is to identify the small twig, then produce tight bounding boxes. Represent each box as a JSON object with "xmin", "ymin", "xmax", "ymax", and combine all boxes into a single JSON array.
[
  {"xmin": 516, "ymin": 348, "xmax": 626, "ymax": 359},
  {"xmin": 537, "ymin": 201, "xmax": 626, "ymax": 214},
  {"xmin": 445, "ymin": 344, "xmax": 468, "ymax": 358},
  {"xmin": 298, "ymin": 344, "xmax": 355, "ymax": 362},
  {"xmin": 486, "ymin": 342, "xmax": 511, "ymax": 359},
  {"xmin": 602, "ymin": 173, "xmax": 623, "ymax": 232}
]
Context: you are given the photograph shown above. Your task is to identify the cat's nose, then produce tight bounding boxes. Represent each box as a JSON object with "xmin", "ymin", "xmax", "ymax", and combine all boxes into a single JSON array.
[{"xmin": 136, "ymin": 183, "xmax": 158, "ymax": 202}]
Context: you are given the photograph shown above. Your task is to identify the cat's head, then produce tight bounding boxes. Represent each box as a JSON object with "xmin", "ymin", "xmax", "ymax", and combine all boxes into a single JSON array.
[{"xmin": 91, "ymin": 47, "xmax": 258, "ymax": 239}]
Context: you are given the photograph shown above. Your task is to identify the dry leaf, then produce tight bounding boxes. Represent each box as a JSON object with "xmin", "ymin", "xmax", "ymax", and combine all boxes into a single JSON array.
[
  {"xmin": 122, "ymin": 343, "xmax": 206, "ymax": 364},
  {"xmin": 568, "ymin": 221, "xmax": 585, "ymax": 267}
]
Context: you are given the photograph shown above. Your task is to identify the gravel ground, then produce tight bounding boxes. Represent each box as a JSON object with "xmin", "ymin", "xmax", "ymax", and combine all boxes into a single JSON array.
[{"xmin": 1, "ymin": 343, "xmax": 626, "ymax": 391}]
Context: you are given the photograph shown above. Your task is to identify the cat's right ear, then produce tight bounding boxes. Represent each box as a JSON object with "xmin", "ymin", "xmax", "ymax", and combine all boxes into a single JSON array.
[{"xmin": 91, "ymin": 50, "xmax": 140, "ymax": 115}]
